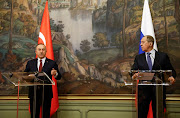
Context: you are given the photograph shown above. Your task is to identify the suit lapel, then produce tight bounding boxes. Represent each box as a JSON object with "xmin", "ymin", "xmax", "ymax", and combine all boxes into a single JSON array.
[
  {"xmin": 42, "ymin": 58, "xmax": 49, "ymax": 72},
  {"xmin": 35, "ymin": 59, "xmax": 38, "ymax": 71},
  {"xmin": 152, "ymin": 51, "xmax": 160, "ymax": 70},
  {"xmin": 141, "ymin": 53, "xmax": 149, "ymax": 70}
]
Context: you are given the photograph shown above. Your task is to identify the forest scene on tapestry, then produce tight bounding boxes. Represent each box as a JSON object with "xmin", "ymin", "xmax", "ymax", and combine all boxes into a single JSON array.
[{"xmin": 0, "ymin": 0, "xmax": 180, "ymax": 95}]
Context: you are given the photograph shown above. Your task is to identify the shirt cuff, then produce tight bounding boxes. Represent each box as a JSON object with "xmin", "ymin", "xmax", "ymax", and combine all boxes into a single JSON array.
[{"xmin": 54, "ymin": 72, "xmax": 58, "ymax": 78}]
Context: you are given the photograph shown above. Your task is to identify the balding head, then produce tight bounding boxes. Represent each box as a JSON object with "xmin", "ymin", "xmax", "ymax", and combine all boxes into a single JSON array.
[{"xmin": 35, "ymin": 44, "xmax": 47, "ymax": 59}]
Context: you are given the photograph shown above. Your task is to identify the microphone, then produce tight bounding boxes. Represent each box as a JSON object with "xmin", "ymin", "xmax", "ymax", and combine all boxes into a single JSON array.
[
  {"xmin": 9, "ymin": 73, "xmax": 13, "ymax": 78},
  {"xmin": 34, "ymin": 71, "xmax": 39, "ymax": 77}
]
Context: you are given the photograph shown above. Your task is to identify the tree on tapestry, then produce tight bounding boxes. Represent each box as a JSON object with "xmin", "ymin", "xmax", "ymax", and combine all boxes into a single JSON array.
[
  {"xmin": 92, "ymin": 32, "xmax": 109, "ymax": 48},
  {"xmin": 80, "ymin": 40, "xmax": 91, "ymax": 53}
]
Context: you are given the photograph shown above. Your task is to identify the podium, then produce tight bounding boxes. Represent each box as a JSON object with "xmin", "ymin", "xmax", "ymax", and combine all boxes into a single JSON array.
[
  {"xmin": 2, "ymin": 72, "xmax": 55, "ymax": 118},
  {"xmin": 124, "ymin": 70, "xmax": 172, "ymax": 118}
]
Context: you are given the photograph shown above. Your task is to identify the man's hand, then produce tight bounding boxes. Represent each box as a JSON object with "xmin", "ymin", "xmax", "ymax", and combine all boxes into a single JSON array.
[
  {"xmin": 168, "ymin": 76, "xmax": 175, "ymax": 84},
  {"xmin": 132, "ymin": 73, "xmax": 139, "ymax": 79},
  {"xmin": 51, "ymin": 68, "xmax": 57, "ymax": 76}
]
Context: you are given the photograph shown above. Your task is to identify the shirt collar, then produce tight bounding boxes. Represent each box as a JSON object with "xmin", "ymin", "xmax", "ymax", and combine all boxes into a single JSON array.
[
  {"xmin": 145, "ymin": 49, "xmax": 156, "ymax": 60},
  {"xmin": 37, "ymin": 57, "xmax": 46, "ymax": 62},
  {"xmin": 145, "ymin": 49, "xmax": 155, "ymax": 55}
]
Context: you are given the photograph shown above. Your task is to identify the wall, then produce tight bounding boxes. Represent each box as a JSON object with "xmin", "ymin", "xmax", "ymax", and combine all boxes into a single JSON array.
[
  {"xmin": 0, "ymin": 0, "xmax": 180, "ymax": 96},
  {"xmin": 0, "ymin": 95, "xmax": 180, "ymax": 118}
]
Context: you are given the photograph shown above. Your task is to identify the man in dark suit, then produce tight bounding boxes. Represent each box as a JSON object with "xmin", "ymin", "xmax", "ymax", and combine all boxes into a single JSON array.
[
  {"xmin": 24, "ymin": 44, "xmax": 61, "ymax": 118},
  {"xmin": 132, "ymin": 35, "xmax": 176, "ymax": 118}
]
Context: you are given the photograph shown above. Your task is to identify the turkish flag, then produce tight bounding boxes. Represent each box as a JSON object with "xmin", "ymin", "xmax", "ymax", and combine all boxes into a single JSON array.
[{"xmin": 38, "ymin": 1, "xmax": 59, "ymax": 117}]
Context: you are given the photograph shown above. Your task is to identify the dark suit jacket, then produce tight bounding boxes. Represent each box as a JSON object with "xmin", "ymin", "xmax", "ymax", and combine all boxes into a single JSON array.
[
  {"xmin": 24, "ymin": 58, "xmax": 61, "ymax": 99},
  {"xmin": 132, "ymin": 51, "xmax": 176, "ymax": 110},
  {"xmin": 132, "ymin": 51, "xmax": 176, "ymax": 78}
]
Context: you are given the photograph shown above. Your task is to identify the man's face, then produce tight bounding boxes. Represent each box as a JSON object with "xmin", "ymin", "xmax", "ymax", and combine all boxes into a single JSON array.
[
  {"xmin": 35, "ymin": 44, "xmax": 46, "ymax": 59},
  {"xmin": 140, "ymin": 36, "xmax": 153, "ymax": 52}
]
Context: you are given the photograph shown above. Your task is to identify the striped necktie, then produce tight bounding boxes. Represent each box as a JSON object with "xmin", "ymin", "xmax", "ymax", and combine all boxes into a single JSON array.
[{"xmin": 147, "ymin": 52, "xmax": 152, "ymax": 70}]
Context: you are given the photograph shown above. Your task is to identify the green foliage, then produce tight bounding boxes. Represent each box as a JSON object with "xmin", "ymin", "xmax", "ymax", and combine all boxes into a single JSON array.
[
  {"xmin": 111, "ymin": 32, "xmax": 122, "ymax": 47},
  {"xmin": 92, "ymin": 32, "xmax": 109, "ymax": 48},
  {"xmin": 3, "ymin": 11, "xmax": 11, "ymax": 21},
  {"xmin": 129, "ymin": 6, "xmax": 142, "ymax": 24},
  {"xmin": 0, "ymin": 12, "xmax": 4, "ymax": 19},
  {"xmin": 75, "ymin": 49, "xmax": 81, "ymax": 57},
  {"xmin": 13, "ymin": 2, "xmax": 19, "ymax": 9},
  {"xmin": 19, "ymin": 13, "xmax": 26, "ymax": 22},
  {"xmin": 50, "ymin": 19, "xmax": 64, "ymax": 32},
  {"xmin": 80, "ymin": 40, "xmax": 91, "ymax": 53},
  {"xmin": 0, "ymin": 25, "xmax": 3, "ymax": 32},
  {"xmin": 19, "ymin": 4, "xmax": 27, "ymax": 11},
  {"xmin": 0, "ymin": 0, "xmax": 5, "ymax": 9},
  {"xmin": 10, "ymin": 13, "xmax": 37, "ymax": 37},
  {"xmin": 0, "ymin": 12, "xmax": 4, "ymax": 32},
  {"xmin": 13, "ymin": 19, "xmax": 23, "ymax": 33},
  {"xmin": 1, "ymin": 20, "xmax": 10, "ymax": 31},
  {"xmin": 177, "ymin": 24, "xmax": 180, "ymax": 32},
  {"xmin": 115, "ymin": 0, "xmax": 123, "ymax": 7}
]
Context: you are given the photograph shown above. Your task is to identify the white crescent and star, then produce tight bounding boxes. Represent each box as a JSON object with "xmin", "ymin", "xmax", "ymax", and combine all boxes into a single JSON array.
[{"xmin": 39, "ymin": 32, "xmax": 46, "ymax": 46}]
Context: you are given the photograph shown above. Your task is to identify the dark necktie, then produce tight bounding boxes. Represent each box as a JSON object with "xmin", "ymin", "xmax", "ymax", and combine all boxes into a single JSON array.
[
  {"xmin": 147, "ymin": 52, "xmax": 152, "ymax": 70},
  {"xmin": 39, "ymin": 60, "xmax": 42, "ymax": 72}
]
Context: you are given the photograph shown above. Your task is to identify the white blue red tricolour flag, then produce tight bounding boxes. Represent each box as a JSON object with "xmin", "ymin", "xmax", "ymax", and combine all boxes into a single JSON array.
[{"xmin": 139, "ymin": 0, "xmax": 158, "ymax": 54}]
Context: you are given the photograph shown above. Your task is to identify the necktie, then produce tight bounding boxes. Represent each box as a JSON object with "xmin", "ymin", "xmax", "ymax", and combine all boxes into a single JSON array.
[
  {"xmin": 39, "ymin": 60, "xmax": 42, "ymax": 72},
  {"xmin": 147, "ymin": 52, "xmax": 152, "ymax": 70}
]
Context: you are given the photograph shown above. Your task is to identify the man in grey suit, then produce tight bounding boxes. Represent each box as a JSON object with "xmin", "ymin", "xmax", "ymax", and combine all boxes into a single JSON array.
[
  {"xmin": 24, "ymin": 44, "xmax": 61, "ymax": 118},
  {"xmin": 132, "ymin": 35, "xmax": 176, "ymax": 118}
]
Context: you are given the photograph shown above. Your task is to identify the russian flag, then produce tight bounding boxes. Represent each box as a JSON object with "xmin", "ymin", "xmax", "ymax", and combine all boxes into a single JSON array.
[
  {"xmin": 139, "ymin": 0, "xmax": 158, "ymax": 54},
  {"xmin": 138, "ymin": 0, "xmax": 158, "ymax": 118}
]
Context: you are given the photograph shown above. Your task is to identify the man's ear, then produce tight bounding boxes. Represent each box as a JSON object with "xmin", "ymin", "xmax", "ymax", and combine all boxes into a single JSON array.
[{"xmin": 150, "ymin": 42, "xmax": 153, "ymax": 47}]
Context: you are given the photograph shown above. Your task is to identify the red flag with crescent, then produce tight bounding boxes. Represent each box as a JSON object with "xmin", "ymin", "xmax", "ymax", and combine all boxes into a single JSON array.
[{"xmin": 38, "ymin": 1, "xmax": 59, "ymax": 117}]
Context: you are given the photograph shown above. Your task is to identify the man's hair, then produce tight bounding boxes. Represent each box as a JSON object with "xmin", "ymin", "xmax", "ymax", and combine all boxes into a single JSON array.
[
  {"xmin": 35, "ymin": 43, "xmax": 46, "ymax": 50},
  {"xmin": 36, "ymin": 43, "xmax": 45, "ymax": 47},
  {"xmin": 145, "ymin": 35, "xmax": 154, "ymax": 45}
]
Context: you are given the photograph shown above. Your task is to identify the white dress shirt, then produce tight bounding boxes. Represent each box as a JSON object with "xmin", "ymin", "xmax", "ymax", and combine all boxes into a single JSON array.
[
  {"xmin": 37, "ymin": 57, "xmax": 46, "ymax": 71},
  {"xmin": 37, "ymin": 57, "xmax": 58, "ymax": 77}
]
